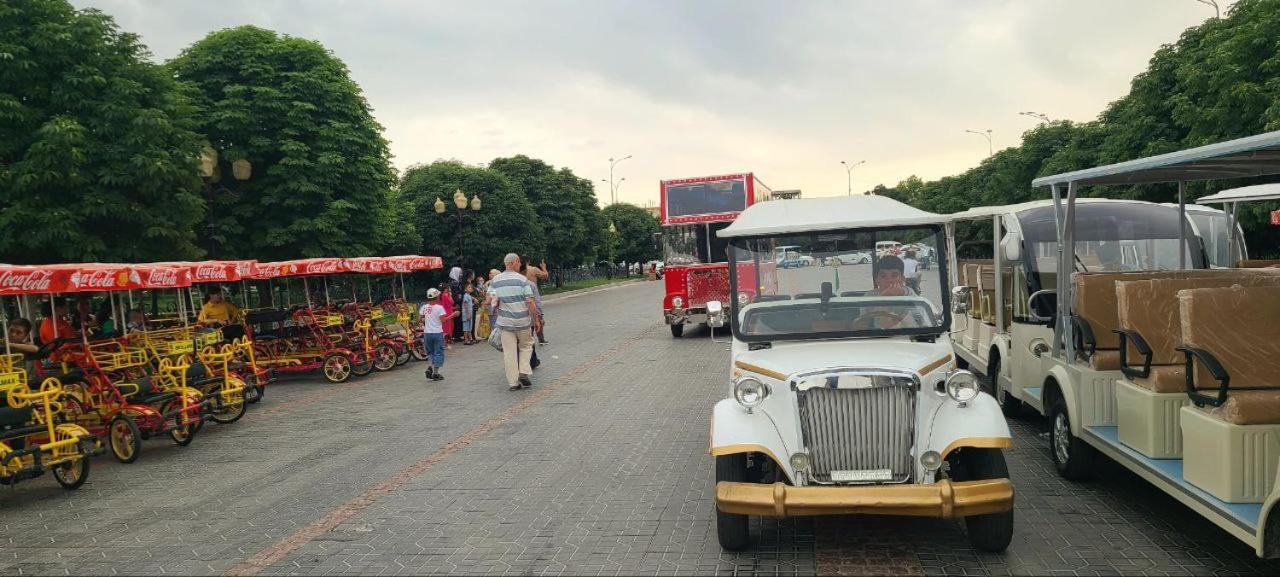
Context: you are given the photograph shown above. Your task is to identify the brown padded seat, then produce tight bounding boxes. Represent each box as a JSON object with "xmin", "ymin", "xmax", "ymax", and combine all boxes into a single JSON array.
[
  {"xmin": 1074, "ymin": 270, "xmax": 1275, "ymax": 351},
  {"xmin": 1089, "ymin": 350, "xmax": 1122, "ymax": 371},
  {"xmin": 1116, "ymin": 273, "xmax": 1280, "ymax": 382},
  {"xmin": 1180, "ymin": 285, "xmax": 1280, "ymax": 391},
  {"xmin": 1132, "ymin": 365, "xmax": 1187, "ymax": 393},
  {"xmin": 1199, "ymin": 391, "xmax": 1280, "ymax": 425}
]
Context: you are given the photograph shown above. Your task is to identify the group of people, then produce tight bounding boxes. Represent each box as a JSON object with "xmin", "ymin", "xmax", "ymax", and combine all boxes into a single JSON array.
[{"xmin": 417, "ymin": 253, "xmax": 549, "ymax": 391}]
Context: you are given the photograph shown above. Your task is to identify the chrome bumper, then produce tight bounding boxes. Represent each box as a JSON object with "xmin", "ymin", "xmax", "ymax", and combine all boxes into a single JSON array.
[
  {"xmin": 665, "ymin": 307, "xmax": 706, "ymax": 325},
  {"xmin": 715, "ymin": 479, "xmax": 1013, "ymax": 518}
]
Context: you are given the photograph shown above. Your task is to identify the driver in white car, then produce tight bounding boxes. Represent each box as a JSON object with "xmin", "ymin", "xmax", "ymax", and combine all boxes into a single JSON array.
[{"xmin": 857, "ymin": 256, "xmax": 924, "ymax": 330}]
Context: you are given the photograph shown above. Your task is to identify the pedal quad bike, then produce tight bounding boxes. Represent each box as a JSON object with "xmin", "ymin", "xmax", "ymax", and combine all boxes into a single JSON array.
[
  {"xmin": 134, "ymin": 326, "xmax": 248, "ymax": 426},
  {"xmin": 243, "ymin": 306, "xmax": 362, "ymax": 383},
  {"xmin": 0, "ymin": 352, "xmax": 99, "ymax": 490}
]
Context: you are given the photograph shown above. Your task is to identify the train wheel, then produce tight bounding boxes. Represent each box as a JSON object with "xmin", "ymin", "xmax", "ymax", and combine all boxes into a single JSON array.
[{"xmin": 109, "ymin": 414, "xmax": 142, "ymax": 464}]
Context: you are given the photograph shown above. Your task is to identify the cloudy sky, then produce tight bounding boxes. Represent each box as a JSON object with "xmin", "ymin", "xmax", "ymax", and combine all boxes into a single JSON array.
[{"xmin": 75, "ymin": 0, "xmax": 1230, "ymax": 207}]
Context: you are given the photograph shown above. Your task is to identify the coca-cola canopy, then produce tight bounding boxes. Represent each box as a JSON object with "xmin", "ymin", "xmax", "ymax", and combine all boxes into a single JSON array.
[
  {"xmin": 0, "ymin": 263, "xmax": 192, "ymax": 295},
  {"xmin": 152, "ymin": 260, "xmax": 258, "ymax": 283},
  {"xmin": 384, "ymin": 255, "xmax": 444, "ymax": 272},
  {"xmin": 250, "ymin": 258, "xmax": 350, "ymax": 279}
]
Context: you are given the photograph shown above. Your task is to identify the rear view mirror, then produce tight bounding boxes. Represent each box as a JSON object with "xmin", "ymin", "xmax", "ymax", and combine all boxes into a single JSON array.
[{"xmin": 1001, "ymin": 230, "xmax": 1022, "ymax": 262}]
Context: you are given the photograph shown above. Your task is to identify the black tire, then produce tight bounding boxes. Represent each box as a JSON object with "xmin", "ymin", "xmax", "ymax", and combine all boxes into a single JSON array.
[
  {"xmin": 987, "ymin": 354, "xmax": 1023, "ymax": 419},
  {"xmin": 409, "ymin": 340, "xmax": 428, "ymax": 361},
  {"xmin": 350, "ymin": 353, "xmax": 375, "ymax": 377},
  {"xmin": 715, "ymin": 453, "xmax": 751, "ymax": 551},
  {"xmin": 322, "ymin": 352, "xmax": 353, "ymax": 383},
  {"xmin": 1048, "ymin": 393, "xmax": 1094, "ymax": 480},
  {"xmin": 951, "ymin": 448, "xmax": 1014, "ymax": 553},
  {"xmin": 162, "ymin": 398, "xmax": 199, "ymax": 446},
  {"xmin": 670, "ymin": 324, "xmax": 684, "ymax": 338},
  {"xmin": 246, "ymin": 383, "xmax": 264, "ymax": 404},
  {"xmin": 208, "ymin": 387, "xmax": 247, "ymax": 425},
  {"xmin": 52, "ymin": 455, "xmax": 89, "ymax": 490},
  {"xmin": 108, "ymin": 414, "xmax": 142, "ymax": 464}
]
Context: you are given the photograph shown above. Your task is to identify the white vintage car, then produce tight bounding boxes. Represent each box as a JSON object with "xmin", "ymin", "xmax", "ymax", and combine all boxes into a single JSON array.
[{"xmin": 707, "ymin": 194, "xmax": 1014, "ymax": 552}]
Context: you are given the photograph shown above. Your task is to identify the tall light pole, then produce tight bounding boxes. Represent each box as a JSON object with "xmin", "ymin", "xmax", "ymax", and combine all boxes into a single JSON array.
[
  {"xmin": 600, "ymin": 177, "xmax": 626, "ymax": 202},
  {"xmin": 608, "ymin": 155, "xmax": 632, "ymax": 205},
  {"xmin": 965, "ymin": 129, "xmax": 993, "ymax": 157},
  {"xmin": 840, "ymin": 160, "xmax": 866, "ymax": 196},
  {"xmin": 434, "ymin": 188, "xmax": 482, "ymax": 270},
  {"xmin": 1019, "ymin": 111, "xmax": 1052, "ymax": 123}
]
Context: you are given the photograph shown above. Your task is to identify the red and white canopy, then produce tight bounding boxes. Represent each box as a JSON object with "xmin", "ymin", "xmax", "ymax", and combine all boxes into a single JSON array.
[{"xmin": 0, "ymin": 263, "xmax": 192, "ymax": 295}]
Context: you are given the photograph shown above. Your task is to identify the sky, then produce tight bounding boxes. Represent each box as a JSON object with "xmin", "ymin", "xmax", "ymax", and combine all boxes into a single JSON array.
[{"xmin": 74, "ymin": 0, "xmax": 1232, "ymax": 207}]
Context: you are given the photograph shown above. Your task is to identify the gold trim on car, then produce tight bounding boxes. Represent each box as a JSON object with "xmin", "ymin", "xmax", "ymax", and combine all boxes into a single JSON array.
[
  {"xmin": 709, "ymin": 443, "xmax": 784, "ymax": 465},
  {"xmin": 734, "ymin": 361, "xmax": 787, "ymax": 381},
  {"xmin": 715, "ymin": 478, "xmax": 1013, "ymax": 519},
  {"xmin": 919, "ymin": 355, "xmax": 953, "ymax": 376},
  {"xmin": 940, "ymin": 437, "xmax": 1013, "ymax": 460}
]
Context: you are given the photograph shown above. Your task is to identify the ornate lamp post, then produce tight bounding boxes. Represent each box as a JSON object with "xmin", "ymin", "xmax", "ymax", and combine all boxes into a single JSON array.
[
  {"xmin": 435, "ymin": 188, "xmax": 482, "ymax": 269},
  {"xmin": 199, "ymin": 143, "xmax": 250, "ymax": 258}
]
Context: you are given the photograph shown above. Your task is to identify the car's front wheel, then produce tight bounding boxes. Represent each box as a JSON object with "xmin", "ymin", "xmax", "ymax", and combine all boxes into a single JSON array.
[
  {"xmin": 715, "ymin": 453, "xmax": 751, "ymax": 551},
  {"xmin": 949, "ymin": 448, "xmax": 1014, "ymax": 553}
]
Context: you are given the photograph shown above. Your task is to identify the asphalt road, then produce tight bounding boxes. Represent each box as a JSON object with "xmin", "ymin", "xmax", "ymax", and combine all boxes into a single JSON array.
[{"xmin": 2, "ymin": 280, "xmax": 1279, "ymax": 575}]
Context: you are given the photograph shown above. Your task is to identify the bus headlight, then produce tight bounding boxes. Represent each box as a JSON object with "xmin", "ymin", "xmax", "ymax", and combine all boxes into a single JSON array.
[
  {"xmin": 671, "ymin": 296, "xmax": 684, "ymax": 309},
  {"xmin": 946, "ymin": 370, "xmax": 979, "ymax": 405},
  {"xmin": 733, "ymin": 377, "xmax": 770, "ymax": 410}
]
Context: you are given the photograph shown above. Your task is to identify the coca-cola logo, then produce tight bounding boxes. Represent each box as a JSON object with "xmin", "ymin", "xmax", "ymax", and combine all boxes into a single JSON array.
[
  {"xmin": 73, "ymin": 269, "xmax": 123, "ymax": 289},
  {"xmin": 194, "ymin": 265, "xmax": 230, "ymax": 281},
  {"xmin": 0, "ymin": 269, "xmax": 54, "ymax": 292},
  {"xmin": 147, "ymin": 268, "xmax": 179, "ymax": 286},
  {"xmin": 305, "ymin": 260, "xmax": 340, "ymax": 274}
]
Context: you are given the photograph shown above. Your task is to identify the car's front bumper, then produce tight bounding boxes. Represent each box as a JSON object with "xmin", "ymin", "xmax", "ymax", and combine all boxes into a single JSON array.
[
  {"xmin": 715, "ymin": 479, "xmax": 1013, "ymax": 519},
  {"xmin": 665, "ymin": 307, "xmax": 707, "ymax": 325}
]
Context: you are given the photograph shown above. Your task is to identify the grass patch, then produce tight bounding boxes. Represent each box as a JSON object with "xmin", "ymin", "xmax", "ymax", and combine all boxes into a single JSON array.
[{"xmin": 541, "ymin": 276, "xmax": 642, "ymax": 296}]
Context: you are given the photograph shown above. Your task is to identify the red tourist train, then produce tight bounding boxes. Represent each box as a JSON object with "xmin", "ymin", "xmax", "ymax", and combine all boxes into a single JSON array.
[{"xmin": 658, "ymin": 173, "xmax": 776, "ymax": 337}]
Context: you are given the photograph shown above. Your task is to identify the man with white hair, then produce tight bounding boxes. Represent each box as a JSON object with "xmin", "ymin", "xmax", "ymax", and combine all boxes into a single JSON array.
[{"xmin": 489, "ymin": 253, "xmax": 542, "ymax": 390}]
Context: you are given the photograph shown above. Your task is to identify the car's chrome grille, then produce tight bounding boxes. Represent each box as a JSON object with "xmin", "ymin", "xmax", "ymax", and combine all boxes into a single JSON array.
[{"xmin": 797, "ymin": 385, "xmax": 915, "ymax": 484}]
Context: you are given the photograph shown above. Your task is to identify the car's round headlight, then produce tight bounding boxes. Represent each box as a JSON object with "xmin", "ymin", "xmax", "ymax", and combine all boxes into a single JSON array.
[
  {"xmin": 946, "ymin": 370, "xmax": 979, "ymax": 403},
  {"xmin": 789, "ymin": 452, "xmax": 811, "ymax": 471},
  {"xmin": 671, "ymin": 296, "xmax": 684, "ymax": 309},
  {"xmin": 920, "ymin": 450, "xmax": 942, "ymax": 472},
  {"xmin": 736, "ymin": 292, "xmax": 750, "ymax": 306},
  {"xmin": 733, "ymin": 377, "xmax": 770, "ymax": 409}
]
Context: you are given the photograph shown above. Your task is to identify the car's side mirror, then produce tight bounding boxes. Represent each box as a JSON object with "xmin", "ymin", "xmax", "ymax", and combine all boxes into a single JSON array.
[
  {"xmin": 707, "ymin": 300, "xmax": 726, "ymax": 327},
  {"xmin": 1001, "ymin": 230, "xmax": 1022, "ymax": 262},
  {"xmin": 951, "ymin": 286, "xmax": 970, "ymax": 314}
]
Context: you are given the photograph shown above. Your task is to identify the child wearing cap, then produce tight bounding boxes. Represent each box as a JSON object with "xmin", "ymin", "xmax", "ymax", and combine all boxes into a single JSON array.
[{"xmin": 419, "ymin": 288, "xmax": 457, "ymax": 381}]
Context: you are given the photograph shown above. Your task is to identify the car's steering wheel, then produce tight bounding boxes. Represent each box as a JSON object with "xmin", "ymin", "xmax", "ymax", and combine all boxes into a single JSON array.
[{"xmin": 851, "ymin": 310, "xmax": 905, "ymax": 331}]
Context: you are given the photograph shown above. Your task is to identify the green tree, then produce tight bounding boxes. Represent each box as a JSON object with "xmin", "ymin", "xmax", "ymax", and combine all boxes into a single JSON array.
[
  {"xmin": 488, "ymin": 155, "xmax": 603, "ymax": 267},
  {"xmin": 400, "ymin": 161, "xmax": 544, "ymax": 273},
  {"xmin": 601, "ymin": 203, "xmax": 660, "ymax": 265},
  {"xmin": 0, "ymin": 0, "xmax": 205, "ymax": 264},
  {"xmin": 168, "ymin": 26, "xmax": 405, "ymax": 260}
]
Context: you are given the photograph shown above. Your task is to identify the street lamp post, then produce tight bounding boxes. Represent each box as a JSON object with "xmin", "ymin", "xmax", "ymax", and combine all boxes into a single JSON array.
[
  {"xmin": 1019, "ymin": 111, "xmax": 1052, "ymax": 123},
  {"xmin": 840, "ymin": 160, "xmax": 866, "ymax": 196},
  {"xmin": 601, "ymin": 177, "xmax": 626, "ymax": 201},
  {"xmin": 608, "ymin": 155, "xmax": 632, "ymax": 205},
  {"xmin": 199, "ymin": 144, "xmax": 250, "ymax": 259},
  {"xmin": 435, "ymin": 188, "xmax": 482, "ymax": 270},
  {"xmin": 965, "ymin": 129, "xmax": 994, "ymax": 157}
]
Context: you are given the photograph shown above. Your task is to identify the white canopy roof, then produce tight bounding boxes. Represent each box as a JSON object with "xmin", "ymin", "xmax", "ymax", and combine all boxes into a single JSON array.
[
  {"xmin": 1196, "ymin": 183, "xmax": 1280, "ymax": 204},
  {"xmin": 947, "ymin": 198, "xmax": 1147, "ymax": 221},
  {"xmin": 1031, "ymin": 130, "xmax": 1280, "ymax": 187},
  {"xmin": 717, "ymin": 194, "xmax": 944, "ymax": 239}
]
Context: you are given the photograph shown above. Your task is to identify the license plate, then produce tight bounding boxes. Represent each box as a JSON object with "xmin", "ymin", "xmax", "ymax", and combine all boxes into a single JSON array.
[{"xmin": 830, "ymin": 469, "xmax": 893, "ymax": 483}]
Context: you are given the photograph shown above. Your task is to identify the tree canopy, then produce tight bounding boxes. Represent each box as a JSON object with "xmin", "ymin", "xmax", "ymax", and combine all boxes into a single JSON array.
[
  {"xmin": 168, "ymin": 26, "xmax": 408, "ymax": 260},
  {"xmin": 601, "ymin": 203, "xmax": 660, "ymax": 265},
  {"xmin": 876, "ymin": 0, "xmax": 1280, "ymax": 254},
  {"xmin": 400, "ymin": 160, "xmax": 545, "ymax": 273},
  {"xmin": 488, "ymin": 155, "xmax": 603, "ymax": 267},
  {"xmin": 0, "ymin": 0, "xmax": 205, "ymax": 264}
]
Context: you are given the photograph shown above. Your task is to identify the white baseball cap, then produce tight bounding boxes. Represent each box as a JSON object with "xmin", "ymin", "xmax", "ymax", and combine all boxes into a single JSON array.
[{"xmin": 426, "ymin": 288, "xmax": 441, "ymax": 299}]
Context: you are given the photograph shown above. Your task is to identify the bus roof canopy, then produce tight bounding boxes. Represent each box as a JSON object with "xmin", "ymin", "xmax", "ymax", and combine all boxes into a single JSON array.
[
  {"xmin": 718, "ymin": 194, "xmax": 944, "ymax": 239},
  {"xmin": 1031, "ymin": 130, "xmax": 1280, "ymax": 188},
  {"xmin": 1196, "ymin": 183, "xmax": 1280, "ymax": 204}
]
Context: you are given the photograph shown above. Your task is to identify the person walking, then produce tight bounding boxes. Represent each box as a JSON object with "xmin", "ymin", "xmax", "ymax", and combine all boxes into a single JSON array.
[
  {"xmin": 419, "ymin": 288, "xmax": 455, "ymax": 381},
  {"xmin": 522, "ymin": 255, "xmax": 549, "ymax": 344},
  {"xmin": 490, "ymin": 253, "xmax": 541, "ymax": 391},
  {"xmin": 439, "ymin": 281, "xmax": 456, "ymax": 348}
]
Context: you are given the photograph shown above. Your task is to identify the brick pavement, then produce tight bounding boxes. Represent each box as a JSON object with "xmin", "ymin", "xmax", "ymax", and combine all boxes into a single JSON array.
[{"xmin": 2, "ymin": 281, "xmax": 1280, "ymax": 575}]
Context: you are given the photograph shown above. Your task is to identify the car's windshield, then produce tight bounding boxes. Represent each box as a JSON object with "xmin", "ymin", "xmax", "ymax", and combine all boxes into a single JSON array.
[
  {"xmin": 662, "ymin": 222, "xmax": 732, "ymax": 265},
  {"xmin": 728, "ymin": 226, "xmax": 948, "ymax": 341}
]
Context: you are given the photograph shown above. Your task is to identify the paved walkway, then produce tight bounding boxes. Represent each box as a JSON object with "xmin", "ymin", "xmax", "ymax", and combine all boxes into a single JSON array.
[{"xmin": 2, "ymin": 281, "xmax": 1279, "ymax": 575}]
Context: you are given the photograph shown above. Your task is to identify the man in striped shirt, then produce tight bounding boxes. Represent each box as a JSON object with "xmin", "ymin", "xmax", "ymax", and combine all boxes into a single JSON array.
[{"xmin": 490, "ymin": 253, "xmax": 543, "ymax": 390}]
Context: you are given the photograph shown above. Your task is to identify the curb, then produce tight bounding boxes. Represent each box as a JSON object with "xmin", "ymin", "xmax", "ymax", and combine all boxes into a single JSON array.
[{"xmin": 542, "ymin": 278, "xmax": 648, "ymax": 303}]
